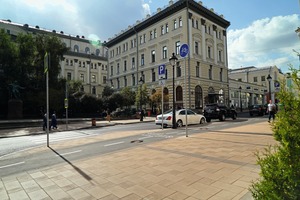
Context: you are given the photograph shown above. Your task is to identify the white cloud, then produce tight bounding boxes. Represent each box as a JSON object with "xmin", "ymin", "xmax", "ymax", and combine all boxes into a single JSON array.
[{"xmin": 228, "ymin": 14, "xmax": 300, "ymax": 72}]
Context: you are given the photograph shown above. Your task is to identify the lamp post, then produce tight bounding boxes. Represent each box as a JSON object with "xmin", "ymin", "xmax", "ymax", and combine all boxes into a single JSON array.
[
  {"xmin": 267, "ymin": 74, "xmax": 272, "ymax": 102},
  {"xmin": 239, "ymin": 86, "xmax": 242, "ymax": 112},
  {"xmin": 139, "ymin": 76, "xmax": 144, "ymax": 121},
  {"xmin": 169, "ymin": 53, "xmax": 178, "ymax": 129}
]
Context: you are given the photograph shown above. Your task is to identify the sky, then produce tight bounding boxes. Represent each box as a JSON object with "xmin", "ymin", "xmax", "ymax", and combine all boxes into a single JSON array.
[{"xmin": 1, "ymin": 0, "xmax": 300, "ymax": 72}]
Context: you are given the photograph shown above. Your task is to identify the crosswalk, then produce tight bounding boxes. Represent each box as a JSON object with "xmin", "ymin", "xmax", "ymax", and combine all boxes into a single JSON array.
[{"xmin": 25, "ymin": 130, "xmax": 98, "ymax": 144}]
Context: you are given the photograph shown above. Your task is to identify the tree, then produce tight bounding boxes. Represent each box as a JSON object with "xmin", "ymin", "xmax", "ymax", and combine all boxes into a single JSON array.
[
  {"xmin": 250, "ymin": 67, "xmax": 300, "ymax": 199},
  {"xmin": 136, "ymin": 84, "xmax": 149, "ymax": 109},
  {"xmin": 149, "ymin": 88, "xmax": 169, "ymax": 107},
  {"xmin": 120, "ymin": 87, "xmax": 136, "ymax": 108},
  {"xmin": 102, "ymin": 86, "xmax": 114, "ymax": 98}
]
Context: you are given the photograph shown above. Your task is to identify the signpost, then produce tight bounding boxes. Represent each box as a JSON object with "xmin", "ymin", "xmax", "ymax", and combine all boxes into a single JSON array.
[
  {"xmin": 180, "ymin": 44, "xmax": 189, "ymax": 137},
  {"xmin": 158, "ymin": 65, "xmax": 166, "ymax": 130}
]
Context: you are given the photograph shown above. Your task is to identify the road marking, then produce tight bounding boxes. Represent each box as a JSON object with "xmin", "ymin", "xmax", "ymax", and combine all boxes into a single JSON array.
[
  {"xmin": 0, "ymin": 161, "xmax": 25, "ymax": 169},
  {"xmin": 104, "ymin": 141, "xmax": 124, "ymax": 147},
  {"xmin": 139, "ymin": 136, "xmax": 153, "ymax": 140},
  {"xmin": 56, "ymin": 150, "xmax": 82, "ymax": 156}
]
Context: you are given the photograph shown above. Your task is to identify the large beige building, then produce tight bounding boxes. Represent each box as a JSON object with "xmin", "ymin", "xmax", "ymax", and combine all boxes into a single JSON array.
[
  {"xmin": 0, "ymin": 19, "xmax": 108, "ymax": 97},
  {"xmin": 106, "ymin": 0, "xmax": 230, "ymax": 111}
]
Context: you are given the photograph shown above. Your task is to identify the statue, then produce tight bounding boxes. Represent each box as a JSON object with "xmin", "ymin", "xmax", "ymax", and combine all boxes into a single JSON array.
[{"xmin": 8, "ymin": 81, "xmax": 24, "ymax": 99}]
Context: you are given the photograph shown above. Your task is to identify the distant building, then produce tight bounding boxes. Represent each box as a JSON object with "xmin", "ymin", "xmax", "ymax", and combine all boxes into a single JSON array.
[
  {"xmin": 229, "ymin": 66, "xmax": 285, "ymax": 104},
  {"xmin": 0, "ymin": 19, "xmax": 108, "ymax": 97},
  {"xmin": 105, "ymin": 0, "xmax": 230, "ymax": 111}
]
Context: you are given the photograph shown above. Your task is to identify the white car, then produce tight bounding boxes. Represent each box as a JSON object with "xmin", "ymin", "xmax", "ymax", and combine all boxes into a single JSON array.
[{"xmin": 155, "ymin": 109, "xmax": 206, "ymax": 127}]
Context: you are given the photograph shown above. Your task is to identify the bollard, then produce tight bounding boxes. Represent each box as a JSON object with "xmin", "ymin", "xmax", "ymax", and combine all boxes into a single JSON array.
[{"xmin": 92, "ymin": 118, "xmax": 96, "ymax": 126}]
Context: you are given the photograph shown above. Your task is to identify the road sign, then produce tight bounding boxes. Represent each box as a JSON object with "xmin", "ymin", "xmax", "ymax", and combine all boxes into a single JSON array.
[
  {"xmin": 158, "ymin": 64, "xmax": 166, "ymax": 79},
  {"xmin": 159, "ymin": 79, "xmax": 165, "ymax": 86},
  {"xmin": 274, "ymin": 81, "xmax": 280, "ymax": 88},
  {"xmin": 180, "ymin": 44, "xmax": 189, "ymax": 58}
]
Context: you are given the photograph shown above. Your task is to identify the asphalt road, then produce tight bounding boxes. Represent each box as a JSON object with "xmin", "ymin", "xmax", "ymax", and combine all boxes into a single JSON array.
[{"xmin": 0, "ymin": 114, "xmax": 268, "ymax": 177}]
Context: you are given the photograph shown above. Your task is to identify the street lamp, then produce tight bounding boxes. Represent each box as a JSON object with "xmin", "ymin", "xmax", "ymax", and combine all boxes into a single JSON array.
[
  {"xmin": 139, "ymin": 76, "xmax": 144, "ymax": 121},
  {"xmin": 239, "ymin": 86, "xmax": 242, "ymax": 112},
  {"xmin": 169, "ymin": 53, "xmax": 178, "ymax": 129},
  {"xmin": 267, "ymin": 74, "xmax": 272, "ymax": 102}
]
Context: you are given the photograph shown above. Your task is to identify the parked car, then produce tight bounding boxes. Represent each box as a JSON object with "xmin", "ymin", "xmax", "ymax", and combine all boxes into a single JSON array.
[
  {"xmin": 203, "ymin": 103, "xmax": 237, "ymax": 122},
  {"xmin": 249, "ymin": 104, "xmax": 267, "ymax": 116},
  {"xmin": 155, "ymin": 109, "xmax": 206, "ymax": 127}
]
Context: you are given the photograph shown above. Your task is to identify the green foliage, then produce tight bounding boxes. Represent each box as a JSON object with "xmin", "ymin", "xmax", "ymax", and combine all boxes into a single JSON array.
[
  {"xmin": 251, "ymin": 67, "xmax": 300, "ymax": 199},
  {"xmin": 120, "ymin": 87, "xmax": 136, "ymax": 108},
  {"xmin": 135, "ymin": 84, "xmax": 149, "ymax": 108}
]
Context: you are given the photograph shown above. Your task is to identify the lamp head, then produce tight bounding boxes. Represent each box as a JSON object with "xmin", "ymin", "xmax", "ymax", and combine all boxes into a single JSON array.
[
  {"xmin": 267, "ymin": 74, "xmax": 272, "ymax": 81},
  {"xmin": 169, "ymin": 52, "xmax": 178, "ymax": 66}
]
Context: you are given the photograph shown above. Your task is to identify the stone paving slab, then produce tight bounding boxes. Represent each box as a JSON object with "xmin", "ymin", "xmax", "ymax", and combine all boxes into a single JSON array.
[{"xmin": 0, "ymin": 121, "xmax": 275, "ymax": 199}]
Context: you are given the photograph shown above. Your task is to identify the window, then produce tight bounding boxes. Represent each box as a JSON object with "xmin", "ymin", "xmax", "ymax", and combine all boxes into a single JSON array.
[
  {"xmin": 124, "ymin": 60, "xmax": 127, "ymax": 71},
  {"xmin": 175, "ymin": 41, "xmax": 180, "ymax": 55},
  {"xmin": 151, "ymin": 50, "xmax": 155, "ymax": 63},
  {"xmin": 66, "ymin": 59, "xmax": 69, "ymax": 66},
  {"xmin": 150, "ymin": 30, "xmax": 153, "ymax": 40},
  {"xmin": 85, "ymin": 47, "xmax": 90, "ymax": 54},
  {"xmin": 92, "ymin": 86, "xmax": 96, "ymax": 95},
  {"xmin": 132, "ymin": 57, "xmax": 135, "ymax": 68},
  {"xmin": 67, "ymin": 72, "xmax": 72, "ymax": 80},
  {"xmin": 192, "ymin": 18, "xmax": 194, "ymax": 28},
  {"xmin": 254, "ymin": 77, "xmax": 258, "ymax": 82},
  {"xmin": 80, "ymin": 74, "xmax": 84, "ymax": 82},
  {"xmin": 218, "ymin": 50, "xmax": 222, "ymax": 62},
  {"xmin": 196, "ymin": 62, "xmax": 200, "ymax": 77},
  {"xmin": 140, "ymin": 36, "xmax": 143, "ymax": 44},
  {"xmin": 110, "ymin": 66, "xmax": 113, "ymax": 76},
  {"xmin": 174, "ymin": 19, "xmax": 177, "ymax": 29},
  {"xmin": 117, "ymin": 78, "xmax": 120, "ymax": 89},
  {"xmin": 74, "ymin": 45, "xmax": 79, "ymax": 52},
  {"xmin": 176, "ymin": 62, "xmax": 181, "ymax": 77},
  {"xmin": 179, "ymin": 17, "xmax": 182, "ymax": 27},
  {"xmin": 163, "ymin": 46, "xmax": 167, "ymax": 59},
  {"xmin": 161, "ymin": 25, "xmax": 165, "ymax": 35},
  {"xmin": 124, "ymin": 76, "xmax": 127, "ymax": 87},
  {"xmin": 132, "ymin": 74, "xmax": 135, "ymax": 86},
  {"xmin": 70, "ymin": 60, "xmax": 73, "ymax": 66},
  {"xmin": 208, "ymin": 46, "xmax": 211, "ymax": 58},
  {"xmin": 103, "ymin": 76, "xmax": 106, "ymax": 84},
  {"xmin": 152, "ymin": 69, "xmax": 156, "ymax": 82},
  {"xmin": 141, "ymin": 54, "xmax": 144, "ymax": 66},
  {"xmin": 166, "ymin": 23, "xmax": 169, "ymax": 33},
  {"xmin": 92, "ymin": 75, "xmax": 96, "ymax": 83},
  {"xmin": 176, "ymin": 86, "xmax": 183, "ymax": 101},
  {"xmin": 261, "ymin": 76, "xmax": 265, "ymax": 81},
  {"xmin": 195, "ymin": 42, "xmax": 199, "ymax": 55},
  {"xmin": 195, "ymin": 85, "xmax": 203, "ymax": 109},
  {"xmin": 117, "ymin": 63, "xmax": 120, "ymax": 74},
  {"xmin": 209, "ymin": 65, "xmax": 212, "ymax": 80},
  {"xmin": 110, "ymin": 50, "xmax": 114, "ymax": 58},
  {"xmin": 196, "ymin": 20, "xmax": 198, "ymax": 29},
  {"xmin": 154, "ymin": 29, "xmax": 157, "ymax": 38},
  {"xmin": 143, "ymin": 34, "xmax": 146, "ymax": 43},
  {"xmin": 220, "ymin": 68, "xmax": 223, "ymax": 82}
]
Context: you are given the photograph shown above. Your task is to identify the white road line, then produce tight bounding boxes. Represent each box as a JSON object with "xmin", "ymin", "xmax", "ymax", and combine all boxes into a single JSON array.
[
  {"xmin": 139, "ymin": 136, "xmax": 153, "ymax": 140},
  {"xmin": 104, "ymin": 141, "xmax": 124, "ymax": 147},
  {"xmin": 0, "ymin": 161, "xmax": 25, "ymax": 169},
  {"xmin": 56, "ymin": 150, "xmax": 82, "ymax": 156}
]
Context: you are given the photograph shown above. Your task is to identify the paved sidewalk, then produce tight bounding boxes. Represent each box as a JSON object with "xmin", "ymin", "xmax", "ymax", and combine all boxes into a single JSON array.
[
  {"xmin": 0, "ymin": 121, "xmax": 275, "ymax": 200},
  {"xmin": 0, "ymin": 117, "xmax": 156, "ymax": 138}
]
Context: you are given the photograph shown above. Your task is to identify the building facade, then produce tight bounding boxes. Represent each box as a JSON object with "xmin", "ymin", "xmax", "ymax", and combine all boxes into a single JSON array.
[
  {"xmin": 0, "ymin": 19, "xmax": 108, "ymax": 97},
  {"xmin": 105, "ymin": 0, "xmax": 230, "ymax": 112},
  {"xmin": 229, "ymin": 66, "xmax": 285, "ymax": 104}
]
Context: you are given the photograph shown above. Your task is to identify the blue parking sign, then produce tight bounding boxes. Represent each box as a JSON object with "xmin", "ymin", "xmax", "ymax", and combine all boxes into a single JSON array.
[{"xmin": 158, "ymin": 64, "xmax": 166, "ymax": 79}]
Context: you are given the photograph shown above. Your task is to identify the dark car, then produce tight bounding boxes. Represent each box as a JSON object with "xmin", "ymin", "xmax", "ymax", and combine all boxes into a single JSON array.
[
  {"xmin": 249, "ymin": 104, "xmax": 267, "ymax": 116},
  {"xmin": 203, "ymin": 103, "xmax": 237, "ymax": 122}
]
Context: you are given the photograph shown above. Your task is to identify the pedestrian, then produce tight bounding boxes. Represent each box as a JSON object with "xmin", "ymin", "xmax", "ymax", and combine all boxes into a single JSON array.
[
  {"xmin": 107, "ymin": 109, "xmax": 111, "ymax": 122},
  {"xmin": 51, "ymin": 111, "xmax": 57, "ymax": 129},
  {"xmin": 43, "ymin": 113, "xmax": 47, "ymax": 131},
  {"xmin": 267, "ymin": 100, "xmax": 276, "ymax": 122}
]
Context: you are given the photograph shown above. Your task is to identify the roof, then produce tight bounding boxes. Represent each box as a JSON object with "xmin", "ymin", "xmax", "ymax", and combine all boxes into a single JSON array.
[{"xmin": 106, "ymin": 0, "xmax": 230, "ymax": 47}]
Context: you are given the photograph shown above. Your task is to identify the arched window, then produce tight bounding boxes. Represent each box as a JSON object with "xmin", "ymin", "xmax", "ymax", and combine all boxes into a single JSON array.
[
  {"xmin": 74, "ymin": 45, "xmax": 79, "ymax": 52},
  {"xmin": 195, "ymin": 85, "xmax": 203, "ymax": 109},
  {"xmin": 96, "ymin": 49, "xmax": 100, "ymax": 56},
  {"xmin": 85, "ymin": 47, "xmax": 90, "ymax": 54},
  {"xmin": 176, "ymin": 86, "xmax": 183, "ymax": 101}
]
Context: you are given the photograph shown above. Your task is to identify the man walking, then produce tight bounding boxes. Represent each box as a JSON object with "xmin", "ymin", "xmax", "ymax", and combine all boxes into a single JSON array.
[{"xmin": 267, "ymin": 100, "xmax": 276, "ymax": 122}]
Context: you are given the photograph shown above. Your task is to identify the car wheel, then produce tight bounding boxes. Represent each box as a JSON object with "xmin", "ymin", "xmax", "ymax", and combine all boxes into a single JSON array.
[
  {"xmin": 232, "ymin": 113, "xmax": 237, "ymax": 120},
  {"xmin": 219, "ymin": 114, "xmax": 225, "ymax": 121},
  {"xmin": 206, "ymin": 118, "xmax": 211, "ymax": 123},
  {"xmin": 177, "ymin": 119, "xmax": 183, "ymax": 127},
  {"xmin": 200, "ymin": 117, "xmax": 205, "ymax": 124}
]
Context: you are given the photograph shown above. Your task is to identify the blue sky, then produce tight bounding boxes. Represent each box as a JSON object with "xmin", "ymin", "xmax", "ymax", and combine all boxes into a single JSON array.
[{"xmin": 1, "ymin": 0, "xmax": 299, "ymax": 72}]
